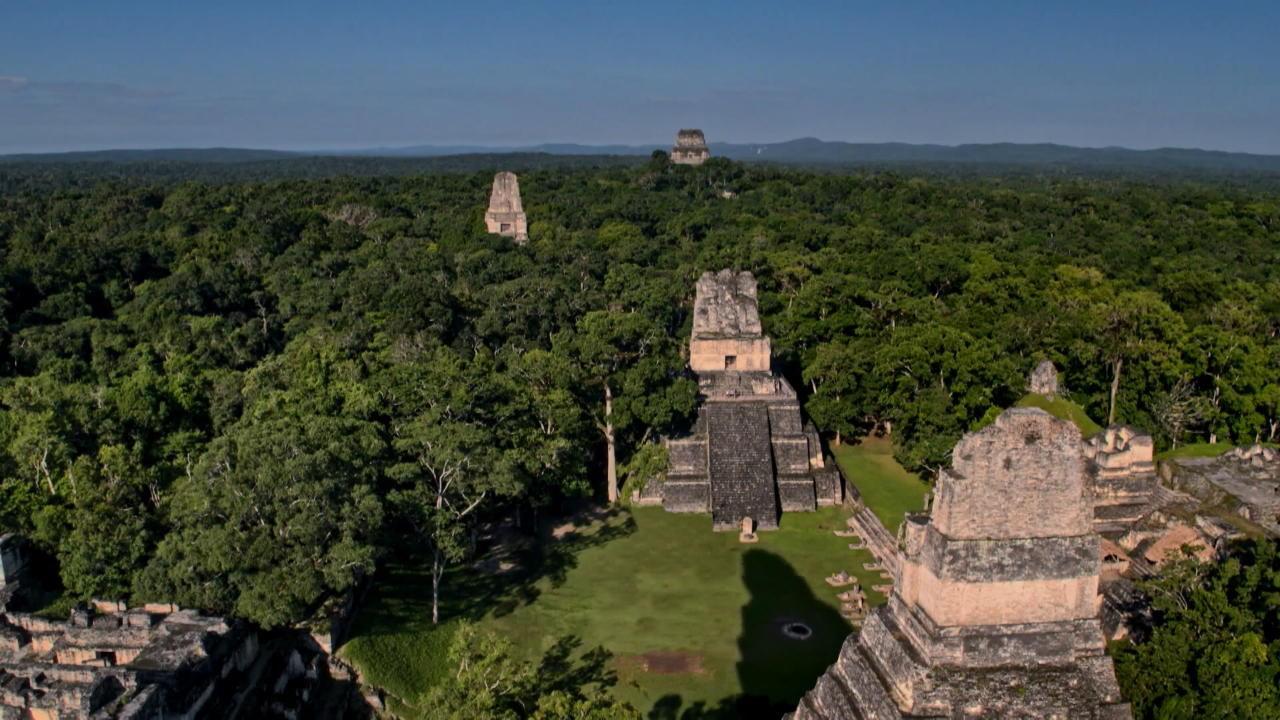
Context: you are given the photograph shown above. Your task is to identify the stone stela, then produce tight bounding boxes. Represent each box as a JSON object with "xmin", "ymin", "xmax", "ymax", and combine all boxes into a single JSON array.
[
  {"xmin": 671, "ymin": 129, "xmax": 710, "ymax": 165},
  {"xmin": 635, "ymin": 270, "xmax": 841, "ymax": 530},
  {"xmin": 791, "ymin": 408, "xmax": 1131, "ymax": 719},
  {"xmin": 484, "ymin": 171, "xmax": 528, "ymax": 244}
]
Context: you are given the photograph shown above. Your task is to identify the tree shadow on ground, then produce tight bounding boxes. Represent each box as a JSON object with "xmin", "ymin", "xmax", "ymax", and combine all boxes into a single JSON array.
[
  {"xmin": 644, "ymin": 549, "xmax": 852, "ymax": 720},
  {"xmin": 352, "ymin": 507, "xmax": 638, "ymax": 638},
  {"xmin": 734, "ymin": 548, "xmax": 852, "ymax": 718},
  {"xmin": 536, "ymin": 634, "xmax": 620, "ymax": 696}
]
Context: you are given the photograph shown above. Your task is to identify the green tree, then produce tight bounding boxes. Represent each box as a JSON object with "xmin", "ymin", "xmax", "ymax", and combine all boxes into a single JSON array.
[
  {"xmin": 556, "ymin": 311, "xmax": 694, "ymax": 504},
  {"xmin": 1113, "ymin": 540, "xmax": 1280, "ymax": 719},
  {"xmin": 379, "ymin": 349, "xmax": 521, "ymax": 624},
  {"xmin": 135, "ymin": 416, "xmax": 385, "ymax": 626},
  {"xmin": 421, "ymin": 623, "xmax": 639, "ymax": 720}
]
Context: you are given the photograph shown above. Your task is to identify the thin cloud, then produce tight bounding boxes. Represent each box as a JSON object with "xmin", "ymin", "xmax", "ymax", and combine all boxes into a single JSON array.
[
  {"xmin": 0, "ymin": 78, "xmax": 178, "ymax": 98},
  {"xmin": 33, "ymin": 81, "xmax": 180, "ymax": 98}
]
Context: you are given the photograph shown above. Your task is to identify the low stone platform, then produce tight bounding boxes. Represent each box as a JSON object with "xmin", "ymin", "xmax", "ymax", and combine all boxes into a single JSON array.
[{"xmin": 1162, "ymin": 447, "xmax": 1280, "ymax": 535}]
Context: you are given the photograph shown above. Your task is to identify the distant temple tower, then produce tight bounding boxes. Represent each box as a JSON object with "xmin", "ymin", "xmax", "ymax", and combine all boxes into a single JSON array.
[
  {"xmin": 671, "ymin": 129, "xmax": 710, "ymax": 165},
  {"xmin": 484, "ymin": 171, "xmax": 528, "ymax": 244},
  {"xmin": 792, "ymin": 408, "xmax": 1131, "ymax": 719},
  {"xmin": 635, "ymin": 270, "xmax": 841, "ymax": 529}
]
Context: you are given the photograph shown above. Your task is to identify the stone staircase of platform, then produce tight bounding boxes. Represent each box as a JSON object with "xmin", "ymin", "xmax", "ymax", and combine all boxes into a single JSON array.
[
  {"xmin": 707, "ymin": 402, "xmax": 779, "ymax": 529},
  {"xmin": 847, "ymin": 507, "xmax": 900, "ymax": 579}
]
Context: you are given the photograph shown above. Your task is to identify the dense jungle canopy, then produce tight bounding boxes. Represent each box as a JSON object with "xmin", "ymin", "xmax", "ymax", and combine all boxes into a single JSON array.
[{"xmin": 1, "ymin": 153, "xmax": 1279, "ymax": 629}]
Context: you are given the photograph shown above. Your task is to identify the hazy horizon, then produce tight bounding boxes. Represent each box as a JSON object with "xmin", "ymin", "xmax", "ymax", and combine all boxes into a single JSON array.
[
  {"xmin": 8, "ymin": 138, "xmax": 1280, "ymax": 160},
  {"xmin": 3, "ymin": 1, "xmax": 1277, "ymax": 155}
]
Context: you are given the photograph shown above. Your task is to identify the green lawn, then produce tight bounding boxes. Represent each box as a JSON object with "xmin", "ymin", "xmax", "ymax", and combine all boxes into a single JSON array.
[
  {"xmin": 830, "ymin": 436, "xmax": 930, "ymax": 535},
  {"xmin": 342, "ymin": 505, "xmax": 881, "ymax": 718},
  {"xmin": 1014, "ymin": 394, "xmax": 1104, "ymax": 437},
  {"xmin": 1157, "ymin": 442, "xmax": 1230, "ymax": 459},
  {"xmin": 1156, "ymin": 441, "xmax": 1278, "ymax": 460}
]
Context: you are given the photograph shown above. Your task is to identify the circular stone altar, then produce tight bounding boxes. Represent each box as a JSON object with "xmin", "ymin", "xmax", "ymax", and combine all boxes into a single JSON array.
[{"xmin": 782, "ymin": 622, "xmax": 813, "ymax": 640}]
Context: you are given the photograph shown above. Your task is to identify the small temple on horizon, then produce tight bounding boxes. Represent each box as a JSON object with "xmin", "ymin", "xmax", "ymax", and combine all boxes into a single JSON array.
[
  {"xmin": 671, "ymin": 129, "xmax": 710, "ymax": 165},
  {"xmin": 484, "ymin": 171, "xmax": 528, "ymax": 244}
]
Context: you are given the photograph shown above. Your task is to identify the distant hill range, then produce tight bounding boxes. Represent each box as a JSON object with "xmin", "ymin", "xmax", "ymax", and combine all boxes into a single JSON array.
[
  {"xmin": 5, "ymin": 139, "xmax": 1280, "ymax": 174},
  {"xmin": 0, "ymin": 148, "xmax": 301, "ymax": 163}
]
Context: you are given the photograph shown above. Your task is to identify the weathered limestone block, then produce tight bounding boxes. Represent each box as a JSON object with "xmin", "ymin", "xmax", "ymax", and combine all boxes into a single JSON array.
[
  {"xmin": 484, "ymin": 171, "xmax": 528, "ymax": 243},
  {"xmin": 671, "ymin": 128, "xmax": 710, "ymax": 165},
  {"xmin": 791, "ymin": 408, "xmax": 1130, "ymax": 719},
  {"xmin": 813, "ymin": 469, "xmax": 842, "ymax": 506},
  {"xmin": 667, "ymin": 438, "xmax": 708, "ymax": 474},
  {"xmin": 778, "ymin": 478, "xmax": 818, "ymax": 512},
  {"xmin": 933, "ymin": 409, "xmax": 1092, "ymax": 541},
  {"xmin": 1084, "ymin": 426, "xmax": 1155, "ymax": 478},
  {"xmin": 773, "ymin": 438, "xmax": 811, "ymax": 474},
  {"xmin": 1084, "ymin": 425, "xmax": 1158, "ymax": 533},
  {"xmin": 660, "ymin": 479, "xmax": 709, "ymax": 512},
  {"xmin": 1143, "ymin": 524, "xmax": 1214, "ymax": 566},
  {"xmin": 690, "ymin": 270, "xmax": 769, "ymax": 372},
  {"xmin": 1029, "ymin": 359, "xmax": 1060, "ymax": 395}
]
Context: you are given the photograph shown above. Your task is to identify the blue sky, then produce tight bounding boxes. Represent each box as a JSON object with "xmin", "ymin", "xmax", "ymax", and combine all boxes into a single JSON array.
[{"xmin": 1, "ymin": 0, "xmax": 1277, "ymax": 154}]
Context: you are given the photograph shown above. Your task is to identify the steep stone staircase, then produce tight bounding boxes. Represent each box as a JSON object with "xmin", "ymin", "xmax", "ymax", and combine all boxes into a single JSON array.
[{"xmin": 707, "ymin": 403, "xmax": 779, "ymax": 529}]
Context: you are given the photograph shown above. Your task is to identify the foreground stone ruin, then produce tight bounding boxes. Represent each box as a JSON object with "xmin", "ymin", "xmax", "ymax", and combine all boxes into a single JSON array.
[
  {"xmin": 636, "ymin": 270, "xmax": 840, "ymax": 529},
  {"xmin": 671, "ymin": 129, "xmax": 710, "ymax": 165},
  {"xmin": 0, "ymin": 535, "xmax": 360, "ymax": 719},
  {"xmin": 792, "ymin": 409, "xmax": 1131, "ymax": 719},
  {"xmin": 1083, "ymin": 425, "xmax": 1158, "ymax": 533},
  {"xmin": 484, "ymin": 171, "xmax": 528, "ymax": 243}
]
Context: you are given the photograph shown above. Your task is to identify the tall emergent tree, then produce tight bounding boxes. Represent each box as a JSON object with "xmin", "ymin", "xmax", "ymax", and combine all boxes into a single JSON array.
[
  {"xmin": 378, "ymin": 348, "xmax": 521, "ymax": 624},
  {"xmin": 556, "ymin": 311, "xmax": 695, "ymax": 504}
]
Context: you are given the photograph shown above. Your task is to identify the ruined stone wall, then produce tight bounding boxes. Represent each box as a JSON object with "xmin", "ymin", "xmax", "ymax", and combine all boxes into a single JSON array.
[
  {"xmin": 0, "ymin": 597, "xmax": 342, "ymax": 719},
  {"xmin": 932, "ymin": 410, "xmax": 1092, "ymax": 540},
  {"xmin": 1085, "ymin": 426, "xmax": 1155, "ymax": 478}
]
